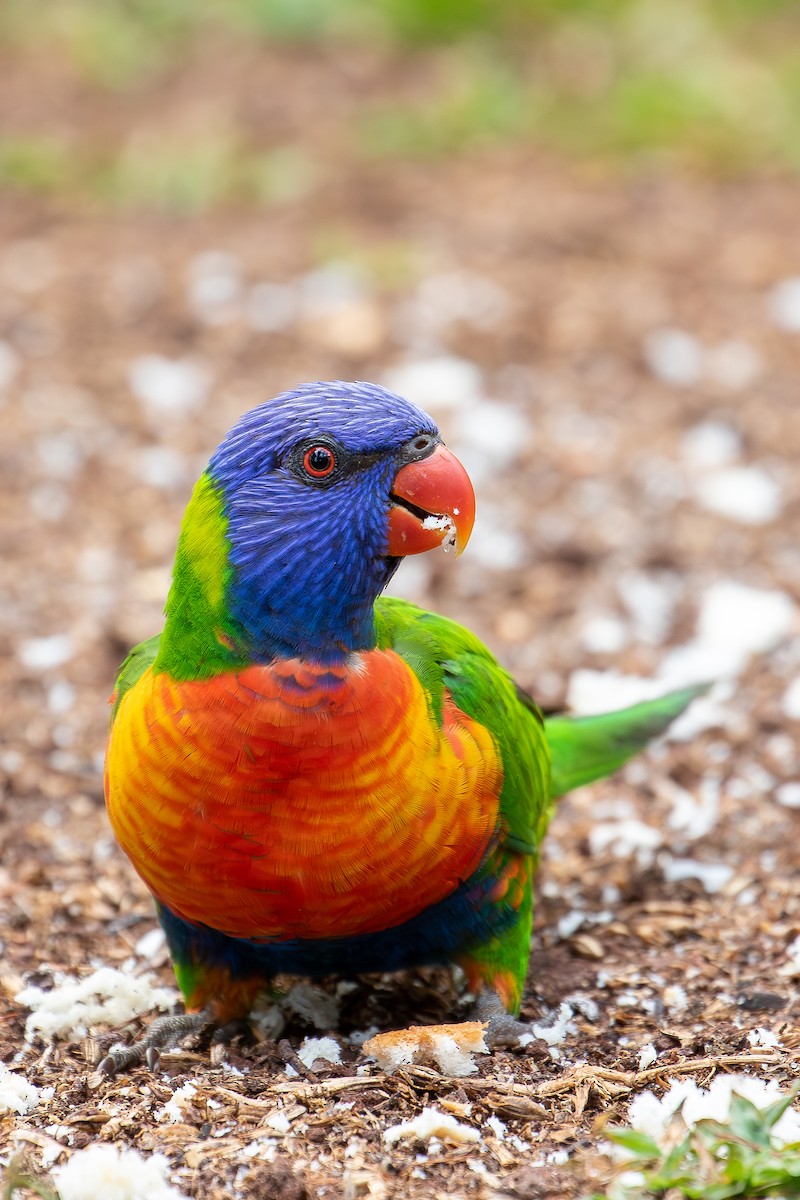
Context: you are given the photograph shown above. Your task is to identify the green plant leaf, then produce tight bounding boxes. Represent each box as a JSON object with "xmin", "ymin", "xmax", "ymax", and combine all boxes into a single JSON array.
[
  {"xmin": 605, "ymin": 1127, "xmax": 662, "ymax": 1158},
  {"xmin": 2, "ymin": 1156, "xmax": 61, "ymax": 1200},
  {"xmin": 760, "ymin": 1082, "xmax": 800, "ymax": 1132},
  {"xmin": 726, "ymin": 1092, "xmax": 775, "ymax": 1148}
]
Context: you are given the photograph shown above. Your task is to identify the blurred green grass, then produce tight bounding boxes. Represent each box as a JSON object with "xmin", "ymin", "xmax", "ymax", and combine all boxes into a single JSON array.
[
  {"xmin": 0, "ymin": 134, "xmax": 319, "ymax": 215},
  {"xmin": 2, "ymin": 0, "xmax": 800, "ymax": 210}
]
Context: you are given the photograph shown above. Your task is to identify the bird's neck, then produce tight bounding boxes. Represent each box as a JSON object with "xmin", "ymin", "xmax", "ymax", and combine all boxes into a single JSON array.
[
  {"xmin": 154, "ymin": 473, "xmax": 249, "ymax": 679},
  {"xmin": 154, "ymin": 472, "xmax": 396, "ymax": 678},
  {"xmin": 223, "ymin": 562, "xmax": 393, "ymax": 664}
]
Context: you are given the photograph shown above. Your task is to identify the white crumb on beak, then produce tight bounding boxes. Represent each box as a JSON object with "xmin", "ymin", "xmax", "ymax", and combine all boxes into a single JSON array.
[
  {"xmin": 421, "ymin": 513, "xmax": 458, "ymax": 552},
  {"xmin": 421, "ymin": 513, "xmax": 451, "ymax": 531}
]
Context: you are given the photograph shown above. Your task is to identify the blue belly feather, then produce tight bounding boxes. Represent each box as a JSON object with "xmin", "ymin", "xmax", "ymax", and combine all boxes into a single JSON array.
[{"xmin": 157, "ymin": 867, "xmax": 518, "ymax": 985}]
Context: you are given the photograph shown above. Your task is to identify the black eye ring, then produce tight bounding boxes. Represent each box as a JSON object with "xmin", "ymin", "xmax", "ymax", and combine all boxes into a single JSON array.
[{"xmin": 302, "ymin": 445, "xmax": 336, "ymax": 479}]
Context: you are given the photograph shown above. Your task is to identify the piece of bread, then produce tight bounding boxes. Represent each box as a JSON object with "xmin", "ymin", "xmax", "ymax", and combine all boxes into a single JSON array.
[{"xmin": 362, "ymin": 1021, "xmax": 488, "ymax": 1077}]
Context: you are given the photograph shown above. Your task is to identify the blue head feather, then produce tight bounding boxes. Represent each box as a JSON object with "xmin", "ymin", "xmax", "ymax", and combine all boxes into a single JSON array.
[{"xmin": 208, "ymin": 381, "xmax": 438, "ymax": 662}]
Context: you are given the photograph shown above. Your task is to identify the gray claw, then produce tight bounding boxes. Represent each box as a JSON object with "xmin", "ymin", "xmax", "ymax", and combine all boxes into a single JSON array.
[
  {"xmin": 98, "ymin": 1009, "xmax": 212, "ymax": 1076},
  {"xmin": 98, "ymin": 1051, "xmax": 124, "ymax": 1076},
  {"xmin": 473, "ymin": 988, "xmax": 531, "ymax": 1048}
]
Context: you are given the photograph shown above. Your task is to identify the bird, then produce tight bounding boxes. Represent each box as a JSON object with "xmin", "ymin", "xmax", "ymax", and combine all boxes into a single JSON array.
[{"xmin": 103, "ymin": 380, "xmax": 703, "ymax": 1071}]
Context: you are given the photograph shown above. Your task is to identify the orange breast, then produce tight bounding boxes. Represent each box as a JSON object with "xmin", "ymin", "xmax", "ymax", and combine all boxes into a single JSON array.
[{"xmin": 105, "ymin": 650, "xmax": 502, "ymax": 941}]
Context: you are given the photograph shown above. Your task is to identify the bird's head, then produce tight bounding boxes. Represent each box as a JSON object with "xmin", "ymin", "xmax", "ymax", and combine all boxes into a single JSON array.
[{"xmin": 160, "ymin": 381, "xmax": 475, "ymax": 671}]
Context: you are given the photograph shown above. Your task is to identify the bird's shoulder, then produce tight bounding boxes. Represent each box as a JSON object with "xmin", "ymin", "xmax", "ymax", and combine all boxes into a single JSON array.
[
  {"xmin": 374, "ymin": 594, "xmax": 537, "ymax": 718},
  {"xmin": 374, "ymin": 596, "xmax": 551, "ymax": 853},
  {"xmin": 109, "ymin": 633, "xmax": 161, "ymax": 722}
]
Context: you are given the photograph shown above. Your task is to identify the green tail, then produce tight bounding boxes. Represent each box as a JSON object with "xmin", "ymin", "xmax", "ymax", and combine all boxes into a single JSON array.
[{"xmin": 545, "ymin": 683, "xmax": 709, "ymax": 799}]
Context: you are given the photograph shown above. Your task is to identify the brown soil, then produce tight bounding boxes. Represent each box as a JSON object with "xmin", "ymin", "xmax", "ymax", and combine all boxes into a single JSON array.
[{"xmin": 1, "ymin": 35, "xmax": 800, "ymax": 1200}]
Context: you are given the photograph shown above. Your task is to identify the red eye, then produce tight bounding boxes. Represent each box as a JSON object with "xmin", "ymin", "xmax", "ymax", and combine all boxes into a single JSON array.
[{"xmin": 303, "ymin": 445, "xmax": 336, "ymax": 478}]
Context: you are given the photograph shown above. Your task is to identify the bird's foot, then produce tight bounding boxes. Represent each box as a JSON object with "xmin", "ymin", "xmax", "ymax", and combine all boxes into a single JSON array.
[
  {"xmin": 473, "ymin": 988, "xmax": 531, "ymax": 1049},
  {"xmin": 210, "ymin": 1017, "xmax": 252, "ymax": 1046},
  {"xmin": 98, "ymin": 1008, "xmax": 213, "ymax": 1075}
]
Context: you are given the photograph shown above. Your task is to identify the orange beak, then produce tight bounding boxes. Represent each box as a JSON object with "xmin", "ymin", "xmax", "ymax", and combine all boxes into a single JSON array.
[{"xmin": 386, "ymin": 444, "xmax": 475, "ymax": 557}]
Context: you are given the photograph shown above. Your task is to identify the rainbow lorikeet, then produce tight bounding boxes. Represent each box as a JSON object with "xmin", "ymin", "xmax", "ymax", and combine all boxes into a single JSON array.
[{"xmin": 103, "ymin": 381, "xmax": 702, "ymax": 1070}]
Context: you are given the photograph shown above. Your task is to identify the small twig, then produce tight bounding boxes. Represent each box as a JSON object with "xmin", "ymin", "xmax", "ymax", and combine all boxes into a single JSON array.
[
  {"xmin": 277, "ymin": 1038, "xmax": 319, "ymax": 1083},
  {"xmin": 240, "ymin": 1074, "xmax": 391, "ymax": 1100},
  {"xmin": 533, "ymin": 1051, "xmax": 783, "ymax": 1098},
  {"xmin": 212, "ymin": 1085, "xmax": 296, "ymax": 1110},
  {"xmin": 229, "ymin": 1051, "xmax": 787, "ymax": 1106}
]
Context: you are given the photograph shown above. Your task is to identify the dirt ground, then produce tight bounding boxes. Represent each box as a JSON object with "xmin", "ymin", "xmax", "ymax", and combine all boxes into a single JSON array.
[{"xmin": 2, "ymin": 37, "xmax": 800, "ymax": 1200}]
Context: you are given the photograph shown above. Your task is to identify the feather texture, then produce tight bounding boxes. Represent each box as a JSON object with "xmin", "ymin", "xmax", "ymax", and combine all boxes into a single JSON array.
[
  {"xmin": 105, "ymin": 382, "xmax": 703, "ymax": 1025},
  {"xmin": 106, "ymin": 645, "xmax": 503, "ymax": 942}
]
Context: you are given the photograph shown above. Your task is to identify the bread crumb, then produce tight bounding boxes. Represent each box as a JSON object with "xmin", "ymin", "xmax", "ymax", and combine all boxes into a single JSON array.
[
  {"xmin": 17, "ymin": 967, "xmax": 177, "ymax": 1040},
  {"xmin": 54, "ymin": 1145, "xmax": 185, "ymax": 1200},
  {"xmin": 383, "ymin": 1105, "xmax": 480, "ymax": 1145},
  {"xmin": 363, "ymin": 1021, "xmax": 487, "ymax": 1077},
  {"xmin": 0, "ymin": 1063, "xmax": 52, "ymax": 1114},
  {"xmin": 297, "ymin": 1035, "xmax": 342, "ymax": 1069}
]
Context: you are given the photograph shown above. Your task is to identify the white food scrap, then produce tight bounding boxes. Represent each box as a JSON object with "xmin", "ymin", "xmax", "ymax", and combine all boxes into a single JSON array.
[
  {"xmin": 53, "ymin": 1145, "xmax": 186, "ymax": 1200},
  {"xmin": 383, "ymin": 1106, "xmax": 480, "ymax": 1146},
  {"xmin": 263, "ymin": 1109, "xmax": 293, "ymax": 1134},
  {"xmin": 637, "ymin": 1043, "xmax": 658, "ymax": 1071},
  {"xmin": 525, "ymin": 1002, "xmax": 575, "ymax": 1048},
  {"xmin": 156, "ymin": 1081, "xmax": 198, "ymax": 1124},
  {"xmin": 297, "ymin": 1036, "xmax": 342, "ymax": 1069},
  {"xmin": 0, "ymin": 1062, "xmax": 52, "ymax": 1115},
  {"xmin": 284, "ymin": 982, "xmax": 340, "ymax": 1030},
  {"xmin": 783, "ymin": 677, "xmax": 800, "ymax": 720},
  {"xmin": 643, "ymin": 328, "xmax": 703, "ymax": 388},
  {"xmin": 661, "ymin": 856, "xmax": 733, "ymax": 894},
  {"xmin": 693, "ymin": 465, "xmax": 782, "ymax": 525},
  {"xmin": 747, "ymin": 1028, "xmax": 782, "ymax": 1049},
  {"xmin": 363, "ymin": 1022, "xmax": 487, "ymax": 1078},
  {"xmin": 625, "ymin": 1075, "xmax": 800, "ymax": 1149},
  {"xmin": 128, "ymin": 354, "xmax": 210, "ymax": 418},
  {"xmin": 17, "ymin": 967, "xmax": 177, "ymax": 1040}
]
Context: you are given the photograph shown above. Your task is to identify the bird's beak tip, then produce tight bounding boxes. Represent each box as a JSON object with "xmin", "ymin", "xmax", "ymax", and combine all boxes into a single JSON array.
[{"xmin": 387, "ymin": 445, "xmax": 475, "ymax": 558}]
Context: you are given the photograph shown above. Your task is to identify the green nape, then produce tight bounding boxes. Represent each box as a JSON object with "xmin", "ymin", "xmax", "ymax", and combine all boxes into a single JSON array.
[
  {"xmin": 153, "ymin": 470, "xmax": 250, "ymax": 680},
  {"xmin": 545, "ymin": 682, "xmax": 710, "ymax": 799}
]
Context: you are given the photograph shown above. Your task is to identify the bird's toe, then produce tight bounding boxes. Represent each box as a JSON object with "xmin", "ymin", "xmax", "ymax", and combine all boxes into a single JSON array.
[
  {"xmin": 98, "ymin": 1009, "xmax": 213, "ymax": 1075},
  {"xmin": 472, "ymin": 988, "xmax": 531, "ymax": 1049}
]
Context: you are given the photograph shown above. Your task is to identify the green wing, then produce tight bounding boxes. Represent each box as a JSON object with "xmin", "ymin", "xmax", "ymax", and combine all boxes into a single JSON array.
[
  {"xmin": 375, "ymin": 598, "xmax": 708, "ymax": 847},
  {"xmin": 110, "ymin": 633, "xmax": 161, "ymax": 722},
  {"xmin": 374, "ymin": 596, "xmax": 552, "ymax": 858}
]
